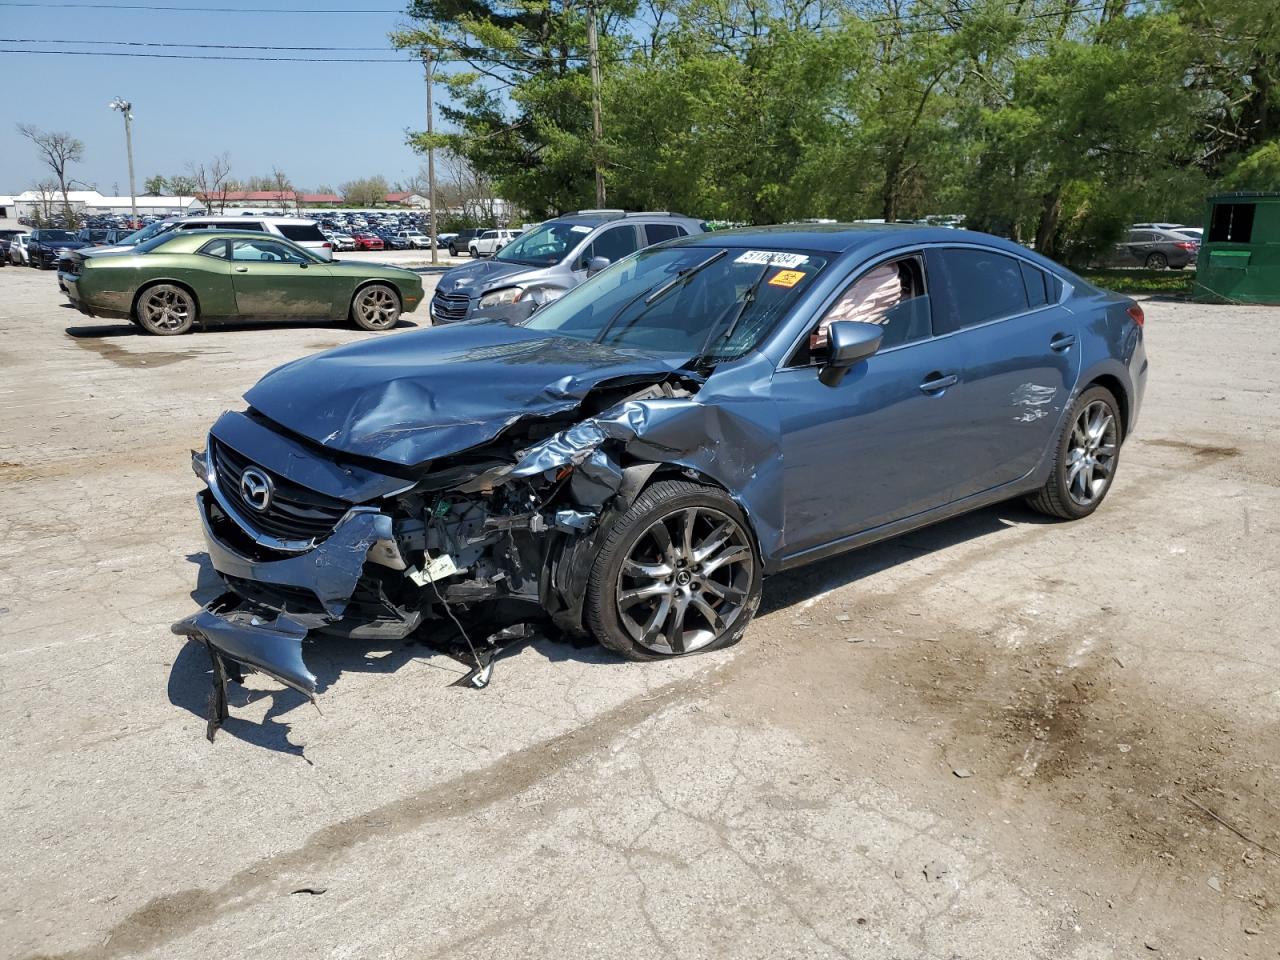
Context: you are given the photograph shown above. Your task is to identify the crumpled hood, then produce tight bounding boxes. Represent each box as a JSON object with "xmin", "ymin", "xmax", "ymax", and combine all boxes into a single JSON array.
[
  {"xmin": 244, "ymin": 319, "xmax": 693, "ymax": 468},
  {"xmin": 436, "ymin": 257, "xmax": 530, "ymax": 296}
]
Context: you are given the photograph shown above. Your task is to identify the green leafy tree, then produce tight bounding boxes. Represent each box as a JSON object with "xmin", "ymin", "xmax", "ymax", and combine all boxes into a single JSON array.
[{"xmin": 144, "ymin": 174, "xmax": 168, "ymax": 195}]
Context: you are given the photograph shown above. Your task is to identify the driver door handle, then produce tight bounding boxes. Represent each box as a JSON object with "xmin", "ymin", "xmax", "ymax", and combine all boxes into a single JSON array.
[
  {"xmin": 919, "ymin": 372, "xmax": 958, "ymax": 393},
  {"xmin": 234, "ymin": 266, "xmax": 249, "ymax": 272}
]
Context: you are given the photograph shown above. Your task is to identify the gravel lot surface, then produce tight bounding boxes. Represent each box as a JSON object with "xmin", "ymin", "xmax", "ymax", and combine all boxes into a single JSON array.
[{"xmin": 1, "ymin": 264, "xmax": 1277, "ymax": 960}]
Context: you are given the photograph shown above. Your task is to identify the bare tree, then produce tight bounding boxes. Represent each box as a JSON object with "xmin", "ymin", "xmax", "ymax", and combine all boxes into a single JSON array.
[
  {"xmin": 28, "ymin": 180, "xmax": 59, "ymax": 225},
  {"xmin": 17, "ymin": 124, "xmax": 84, "ymax": 227},
  {"xmin": 271, "ymin": 167, "xmax": 296, "ymax": 212},
  {"xmin": 188, "ymin": 152, "xmax": 233, "ymax": 213}
]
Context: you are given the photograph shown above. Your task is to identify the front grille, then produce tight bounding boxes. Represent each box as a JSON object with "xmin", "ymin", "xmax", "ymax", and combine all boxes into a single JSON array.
[
  {"xmin": 58, "ymin": 254, "xmax": 80, "ymax": 275},
  {"xmin": 211, "ymin": 438, "xmax": 350, "ymax": 543},
  {"xmin": 431, "ymin": 290, "xmax": 470, "ymax": 322}
]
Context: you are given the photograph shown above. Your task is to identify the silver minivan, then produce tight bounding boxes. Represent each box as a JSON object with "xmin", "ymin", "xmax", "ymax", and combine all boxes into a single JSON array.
[{"xmin": 431, "ymin": 211, "xmax": 705, "ymax": 324}]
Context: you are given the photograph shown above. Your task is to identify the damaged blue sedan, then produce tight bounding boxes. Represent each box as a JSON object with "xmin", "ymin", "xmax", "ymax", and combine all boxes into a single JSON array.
[{"xmin": 175, "ymin": 224, "xmax": 1147, "ymax": 729}]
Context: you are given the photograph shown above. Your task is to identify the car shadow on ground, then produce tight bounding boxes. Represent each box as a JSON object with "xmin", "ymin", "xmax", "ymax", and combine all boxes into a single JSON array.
[
  {"xmin": 64, "ymin": 317, "xmax": 421, "ymax": 340},
  {"xmin": 167, "ymin": 499, "xmax": 1052, "ymax": 755}
]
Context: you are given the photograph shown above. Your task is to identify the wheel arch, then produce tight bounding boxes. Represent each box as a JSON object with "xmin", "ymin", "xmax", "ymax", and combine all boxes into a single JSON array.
[
  {"xmin": 1082, "ymin": 373, "xmax": 1130, "ymax": 440},
  {"xmin": 350, "ymin": 277, "xmax": 404, "ymax": 308},
  {"xmin": 633, "ymin": 462, "xmax": 769, "ymax": 570}
]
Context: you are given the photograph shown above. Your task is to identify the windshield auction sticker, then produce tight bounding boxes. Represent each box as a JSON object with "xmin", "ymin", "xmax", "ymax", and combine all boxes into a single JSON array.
[
  {"xmin": 734, "ymin": 250, "xmax": 810, "ymax": 268},
  {"xmin": 767, "ymin": 269, "xmax": 805, "ymax": 288}
]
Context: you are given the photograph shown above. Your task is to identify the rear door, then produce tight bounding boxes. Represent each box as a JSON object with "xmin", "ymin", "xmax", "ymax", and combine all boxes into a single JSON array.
[
  {"xmin": 229, "ymin": 238, "xmax": 334, "ymax": 317},
  {"xmin": 924, "ymin": 246, "xmax": 1080, "ymax": 499}
]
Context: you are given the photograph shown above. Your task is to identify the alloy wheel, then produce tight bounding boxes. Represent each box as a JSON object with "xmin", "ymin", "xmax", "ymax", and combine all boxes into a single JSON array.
[
  {"xmin": 616, "ymin": 505, "xmax": 754, "ymax": 655},
  {"xmin": 140, "ymin": 285, "xmax": 193, "ymax": 332},
  {"xmin": 355, "ymin": 286, "xmax": 399, "ymax": 329},
  {"xmin": 1065, "ymin": 400, "xmax": 1118, "ymax": 506}
]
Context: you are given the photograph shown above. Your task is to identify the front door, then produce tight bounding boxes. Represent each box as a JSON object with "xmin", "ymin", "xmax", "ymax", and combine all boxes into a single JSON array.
[
  {"xmin": 229, "ymin": 238, "xmax": 333, "ymax": 317},
  {"xmin": 772, "ymin": 254, "xmax": 970, "ymax": 558}
]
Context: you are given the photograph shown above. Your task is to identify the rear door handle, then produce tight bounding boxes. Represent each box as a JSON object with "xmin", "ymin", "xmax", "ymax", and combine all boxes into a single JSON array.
[
  {"xmin": 1050, "ymin": 333, "xmax": 1076, "ymax": 352},
  {"xmin": 919, "ymin": 372, "xmax": 958, "ymax": 393},
  {"xmin": 234, "ymin": 266, "xmax": 249, "ymax": 273}
]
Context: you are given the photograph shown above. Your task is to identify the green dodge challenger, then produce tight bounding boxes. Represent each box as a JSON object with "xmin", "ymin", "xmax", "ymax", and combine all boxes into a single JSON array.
[{"xmin": 60, "ymin": 230, "xmax": 425, "ymax": 335}]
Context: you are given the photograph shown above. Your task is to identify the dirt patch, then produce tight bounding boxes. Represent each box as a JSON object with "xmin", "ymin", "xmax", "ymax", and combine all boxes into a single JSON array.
[
  {"xmin": 68, "ymin": 335, "xmax": 199, "ymax": 369},
  {"xmin": 1140, "ymin": 437, "xmax": 1243, "ymax": 461}
]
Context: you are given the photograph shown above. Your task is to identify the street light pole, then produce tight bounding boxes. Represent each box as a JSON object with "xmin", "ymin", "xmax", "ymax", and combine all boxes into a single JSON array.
[
  {"xmin": 109, "ymin": 97, "xmax": 137, "ymax": 225},
  {"xmin": 586, "ymin": 0, "xmax": 605, "ymax": 207},
  {"xmin": 424, "ymin": 50, "xmax": 439, "ymax": 266}
]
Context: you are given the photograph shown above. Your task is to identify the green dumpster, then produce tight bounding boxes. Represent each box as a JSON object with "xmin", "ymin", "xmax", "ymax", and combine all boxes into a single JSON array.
[{"xmin": 1193, "ymin": 192, "xmax": 1280, "ymax": 304}]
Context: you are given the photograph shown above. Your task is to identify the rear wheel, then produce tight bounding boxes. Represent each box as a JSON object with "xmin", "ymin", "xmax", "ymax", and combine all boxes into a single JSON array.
[
  {"xmin": 586, "ymin": 480, "xmax": 761, "ymax": 661},
  {"xmin": 1026, "ymin": 385, "xmax": 1121, "ymax": 520},
  {"xmin": 134, "ymin": 283, "xmax": 196, "ymax": 335},
  {"xmin": 1145, "ymin": 252, "xmax": 1168, "ymax": 270},
  {"xmin": 350, "ymin": 283, "xmax": 401, "ymax": 331}
]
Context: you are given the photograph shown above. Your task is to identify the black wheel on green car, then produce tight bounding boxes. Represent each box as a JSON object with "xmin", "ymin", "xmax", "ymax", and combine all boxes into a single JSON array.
[
  {"xmin": 586, "ymin": 480, "xmax": 762, "ymax": 661},
  {"xmin": 350, "ymin": 283, "xmax": 401, "ymax": 331},
  {"xmin": 134, "ymin": 283, "xmax": 196, "ymax": 335}
]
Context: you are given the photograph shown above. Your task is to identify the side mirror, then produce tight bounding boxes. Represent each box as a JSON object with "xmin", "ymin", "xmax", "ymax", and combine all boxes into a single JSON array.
[
  {"xmin": 586, "ymin": 255, "xmax": 610, "ymax": 276},
  {"xmin": 819, "ymin": 321, "xmax": 882, "ymax": 387}
]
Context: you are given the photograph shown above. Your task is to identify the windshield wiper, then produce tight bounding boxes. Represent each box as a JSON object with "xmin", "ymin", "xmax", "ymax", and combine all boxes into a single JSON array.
[
  {"xmin": 593, "ymin": 249, "xmax": 728, "ymax": 345},
  {"xmin": 692, "ymin": 263, "xmax": 771, "ymax": 360}
]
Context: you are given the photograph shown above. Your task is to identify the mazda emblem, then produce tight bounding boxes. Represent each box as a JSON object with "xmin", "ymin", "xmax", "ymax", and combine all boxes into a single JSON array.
[{"xmin": 239, "ymin": 466, "xmax": 274, "ymax": 513}]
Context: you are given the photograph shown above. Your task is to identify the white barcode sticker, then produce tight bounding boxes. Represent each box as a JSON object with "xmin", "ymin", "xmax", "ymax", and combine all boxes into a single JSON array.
[{"xmin": 733, "ymin": 250, "xmax": 810, "ymax": 268}]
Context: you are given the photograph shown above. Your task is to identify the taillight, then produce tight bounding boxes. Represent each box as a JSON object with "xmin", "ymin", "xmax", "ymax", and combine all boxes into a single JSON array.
[
  {"xmin": 1175, "ymin": 241, "xmax": 1195, "ymax": 251},
  {"xmin": 323, "ymin": 241, "xmax": 332, "ymax": 249},
  {"xmin": 1126, "ymin": 304, "xmax": 1145, "ymax": 327}
]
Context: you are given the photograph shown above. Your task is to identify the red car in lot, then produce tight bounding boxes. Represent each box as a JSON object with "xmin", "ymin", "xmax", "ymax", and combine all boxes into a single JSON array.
[{"xmin": 353, "ymin": 233, "xmax": 385, "ymax": 251}]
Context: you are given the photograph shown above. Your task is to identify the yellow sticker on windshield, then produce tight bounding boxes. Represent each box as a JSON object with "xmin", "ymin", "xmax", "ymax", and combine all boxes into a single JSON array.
[{"xmin": 768, "ymin": 269, "xmax": 805, "ymax": 288}]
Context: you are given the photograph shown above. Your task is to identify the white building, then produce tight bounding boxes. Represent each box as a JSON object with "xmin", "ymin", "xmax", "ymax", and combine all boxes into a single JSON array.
[{"xmin": 12, "ymin": 189, "xmax": 204, "ymax": 219}]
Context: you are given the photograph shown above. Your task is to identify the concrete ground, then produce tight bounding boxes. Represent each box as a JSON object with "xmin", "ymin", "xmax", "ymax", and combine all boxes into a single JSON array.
[{"xmin": 0, "ymin": 263, "xmax": 1276, "ymax": 960}]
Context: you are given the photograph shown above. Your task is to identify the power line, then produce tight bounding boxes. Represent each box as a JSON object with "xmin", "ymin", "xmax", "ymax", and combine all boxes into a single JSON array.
[
  {"xmin": 0, "ymin": 2, "xmax": 401, "ymax": 10},
  {"xmin": 0, "ymin": 37, "xmax": 392, "ymax": 51},
  {"xmin": 0, "ymin": 48, "xmax": 416, "ymax": 62}
]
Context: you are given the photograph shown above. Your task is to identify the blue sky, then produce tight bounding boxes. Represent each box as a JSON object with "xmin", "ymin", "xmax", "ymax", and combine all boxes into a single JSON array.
[{"xmin": 0, "ymin": 3, "xmax": 438, "ymax": 194}]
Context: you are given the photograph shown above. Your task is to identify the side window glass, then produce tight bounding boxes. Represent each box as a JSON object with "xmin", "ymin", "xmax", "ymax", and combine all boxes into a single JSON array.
[
  {"xmin": 232, "ymin": 239, "xmax": 305, "ymax": 263},
  {"xmin": 198, "ymin": 239, "xmax": 229, "ymax": 259},
  {"xmin": 926, "ymin": 248, "xmax": 1029, "ymax": 335},
  {"xmin": 793, "ymin": 254, "xmax": 930, "ymax": 366},
  {"xmin": 589, "ymin": 225, "xmax": 640, "ymax": 263},
  {"xmin": 1020, "ymin": 261, "xmax": 1049, "ymax": 308},
  {"xmin": 644, "ymin": 223, "xmax": 682, "ymax": 246}
]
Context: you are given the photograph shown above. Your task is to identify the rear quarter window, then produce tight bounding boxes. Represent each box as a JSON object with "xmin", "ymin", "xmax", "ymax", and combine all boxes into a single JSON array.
[
  {"xmin": 644, "ymin": 223, "xmax": 686, "ymax": 245},
  {"xmin": 277, "ymin": 224, "xmax": 325, "ymax": 242}
]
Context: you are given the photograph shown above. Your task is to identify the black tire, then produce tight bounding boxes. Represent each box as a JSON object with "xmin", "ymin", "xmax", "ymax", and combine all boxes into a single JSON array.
[
  {"xmin": 1145, "ymin": 252, "xmax": 1168, "ymax": 270},
  {"xmin": 133, "ymin": 282, "xmax": 196, "ymax": 335},
  {"xmin": 586, "ymin": 479, "xmax": 762, "ymax": 661},
  {"xmin": 349, "ymin": 282, "xmax": 402, "ymax": 331},
  {"xmin": 1026, "ymin": 385, "xmax": 1122, "ymax": 520},
  {"xmin": 448, "ymin": 244, "xmax": 458, "ymax": 257}
]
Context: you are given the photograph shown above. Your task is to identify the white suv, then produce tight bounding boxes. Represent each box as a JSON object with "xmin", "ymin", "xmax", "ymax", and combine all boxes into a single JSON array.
[
  {"xmin": 170, "ymin": 215, "xmax": 334, "ymax": 260},
  {"xmin": 469, "ymin": 229, "xmax": 518, "ymax": 257},
  {"xmin": 397, "ymin": 230, "xmax": 431, "ymax": 249}
]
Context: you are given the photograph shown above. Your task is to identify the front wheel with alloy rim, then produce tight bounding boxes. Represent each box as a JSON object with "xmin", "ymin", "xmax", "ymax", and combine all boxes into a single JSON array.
[
  {"xmin": 135, "ymin": 283, "xmax": 196, "ymax": 335},
  {"xmin": 1144, "ymin": 252, "xmax": 1168, "ymax": 270},
  {"xmin": 586, "ymin": 479, "xmax": 762, "ymax": 661},
  {"xmin": 350, "ymin": 283, "xmax": 401, "ymax": 331},
  {"xmin": 1026, "ymin": 385, "xmax": 1122, "ymax": 520}
]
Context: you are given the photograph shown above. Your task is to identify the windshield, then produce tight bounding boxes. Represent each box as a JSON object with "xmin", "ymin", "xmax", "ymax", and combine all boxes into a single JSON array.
[
  {"xmin": 523, "ymin": 245, "xmax": 828, "ymax": 360},
  {"xmin": 495, "ymin": 220, "xmax": 588, "ymax": 267},
  {"xmin": 39, "ymin": 230, "xmax": 76, "ymax": 242},
  {"xmin": 121, "ymin": 221, "xmax": 173, "ymax": 245}
]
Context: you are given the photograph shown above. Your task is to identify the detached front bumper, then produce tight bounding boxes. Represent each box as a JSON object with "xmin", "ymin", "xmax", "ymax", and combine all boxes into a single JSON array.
[{"xmin": 174, "ymin": 485, "xmax": 402, "ymax": 706}]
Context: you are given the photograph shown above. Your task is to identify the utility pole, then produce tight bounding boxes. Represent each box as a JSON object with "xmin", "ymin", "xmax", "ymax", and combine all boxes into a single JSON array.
[
  {"xmin": 108, "ymin": 97, "xmax": 137, "ymax": 225},
  {"xmin": 424, "ymin": 50, "xmax": 439, "ymax": 266},
  {"xmin": 586, "ymin": 0, "xmax": 605, "ymax": 207}
]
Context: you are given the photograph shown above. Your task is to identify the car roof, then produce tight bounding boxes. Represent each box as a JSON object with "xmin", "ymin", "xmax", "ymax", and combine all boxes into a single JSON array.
[
  {"xmin": 179, "ymin": 215, "xmax": 315, "ymax": 225},
  {"xmin": 678, "ymin": 222, "xmax": 1002, "ymax": 254},
  {"xmin": 555, "ymin": 210, "xmax": 701, "ymax": 227}
]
